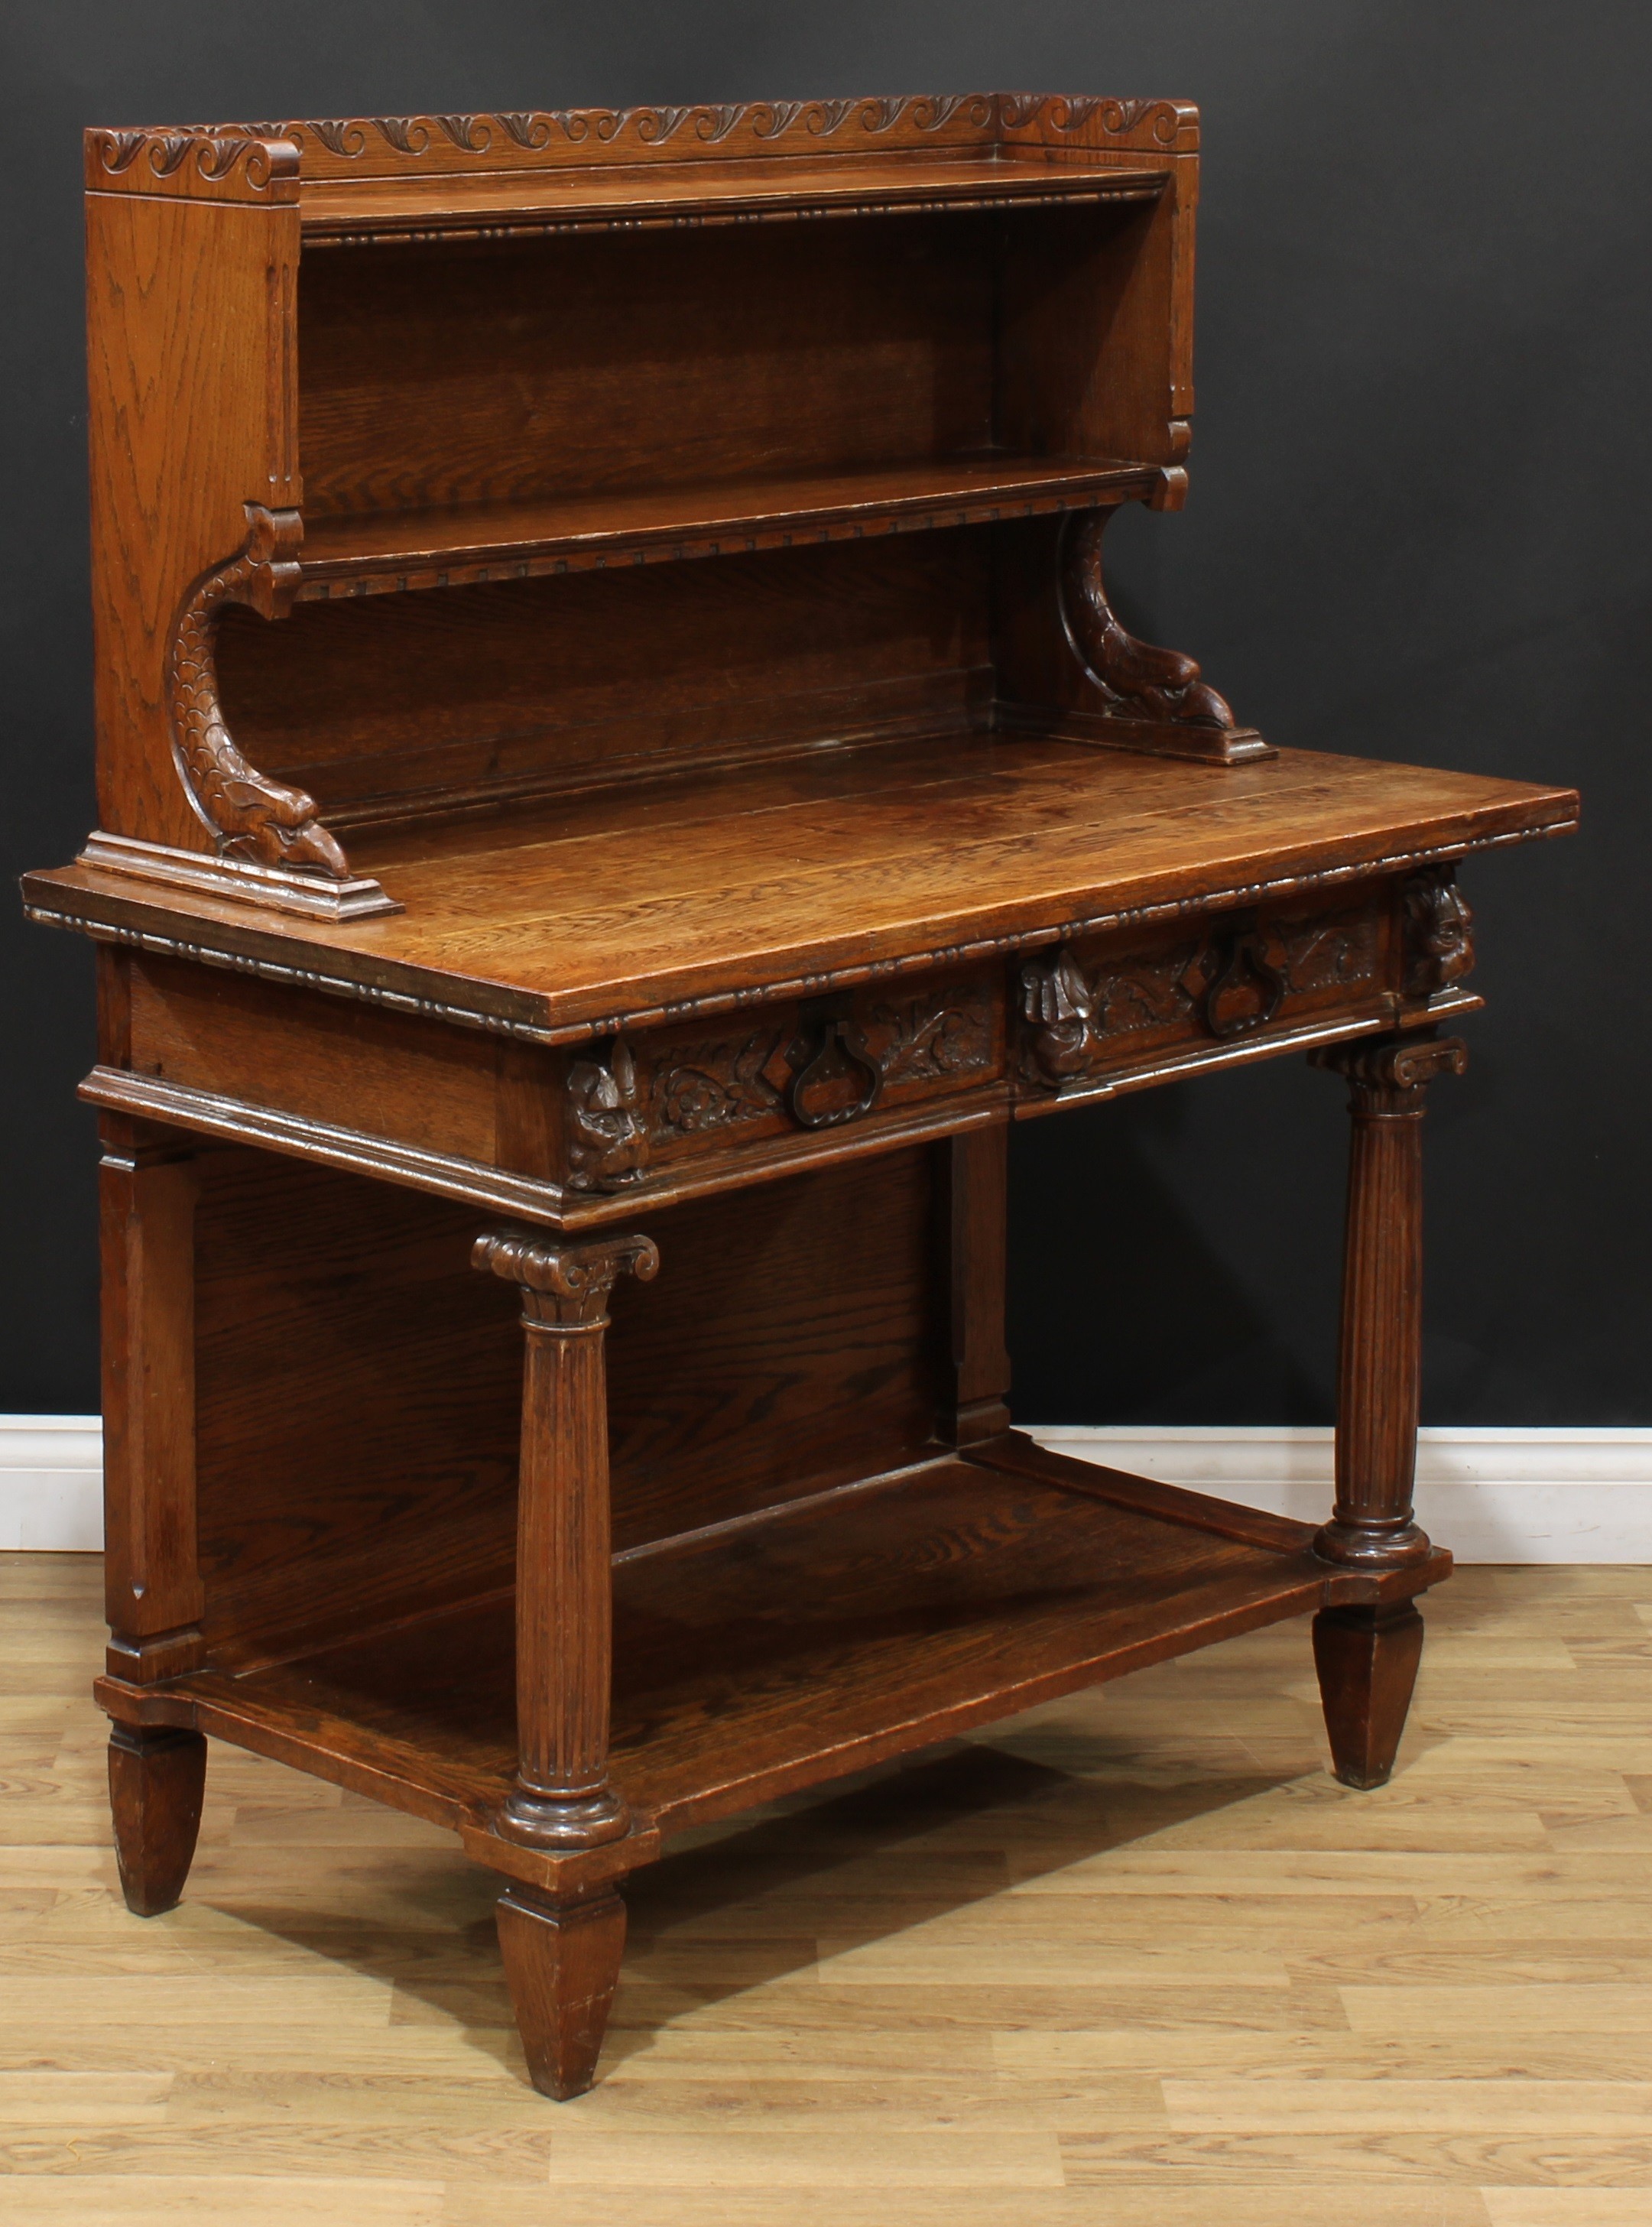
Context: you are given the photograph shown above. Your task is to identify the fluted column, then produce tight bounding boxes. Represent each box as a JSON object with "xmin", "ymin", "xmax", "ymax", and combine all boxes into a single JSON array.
[
  {"xmin": 472, "ymin": 1226, "xmax": 659, "ymax": 1850},
  {"xmin": 1310, "ymin": 1031, "xmax": 1466, "ymax": 1571}
]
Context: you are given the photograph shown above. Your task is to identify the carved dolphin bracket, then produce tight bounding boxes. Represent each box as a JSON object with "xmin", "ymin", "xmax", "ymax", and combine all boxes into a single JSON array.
[
  {"xmin": 1058, "ymin": 509, "xmax": 1274, "ymax": 765},
  {"xmin": 80, "ymin": 503, "xmax": 399, "ymax": 920},
  {"xmin": 169, "ymin": 504, "xmax": 348, "ymax": 875}
]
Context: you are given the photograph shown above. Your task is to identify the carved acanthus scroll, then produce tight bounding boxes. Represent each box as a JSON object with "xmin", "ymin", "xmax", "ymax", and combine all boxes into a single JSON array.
[
  {"xmin": 1059, "ymin": 510, "xmax": 1271, "ymax": 763},
  {"xmin": 168, "ymin": 505, "xmax": 352, "ymax": 878},
  {"xmin": 472, "ymin": 1226, "xmax": 660, "ymax": 1329}
]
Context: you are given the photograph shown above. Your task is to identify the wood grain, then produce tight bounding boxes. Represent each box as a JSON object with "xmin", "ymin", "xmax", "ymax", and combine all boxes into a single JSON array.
[
  {"xmin": 85, "ymin": 187, "xmax": 298, "ymax": 854},
  {"xmin": 94, "ymin": 1440, "xmax": 1438, "ymax": 1865},
  {"xmin": 292, "ymin": 455, "xmax": 1154, "ymax": 596},
  {"xmin": 97, "ymin": 1125, "xmax": 203, "ymax": 1686},
  {"xmin": 26, "ymin": 743, "xmax": 1579, "ymax": 1048},
  {"xmin": 298, "ymin": 218, "xmax": 1001, "ymax": 516},
  {"xmin": 473, "ymin": 1228, "xmax": 658, "ymax": 1853},
  {"xmin": 190, "ymin": 1154, "xmax": 521, "ymax": 1666},
  {"xmin": 10, "ymin": 1552, "xmax": 1652, "ymax": 2217},
  {"xmin": 35, "ymin": 86, "xmax": 1579, "ymax": 2121},
  {"xmin": 298, "ymin": 151, "xmax": 1166, "ymax": 245}
]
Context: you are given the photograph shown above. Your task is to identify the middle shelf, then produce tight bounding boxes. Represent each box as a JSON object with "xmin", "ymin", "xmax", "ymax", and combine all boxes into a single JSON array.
[{"xmin": 294, "ymin": 452, "xmax": 1159, "ymax": 598}]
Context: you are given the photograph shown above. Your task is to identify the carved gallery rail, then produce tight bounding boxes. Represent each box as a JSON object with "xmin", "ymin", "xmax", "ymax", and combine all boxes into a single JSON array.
[{"xmin": 22, "ymin": 94, "xmax": 1576, "ymax": 2098}]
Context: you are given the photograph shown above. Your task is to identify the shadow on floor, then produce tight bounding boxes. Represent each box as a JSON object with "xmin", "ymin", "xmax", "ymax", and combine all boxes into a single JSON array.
[{"xmin": 210, "ymin": 1732, "xmax": 1310, "ymax": 2082}]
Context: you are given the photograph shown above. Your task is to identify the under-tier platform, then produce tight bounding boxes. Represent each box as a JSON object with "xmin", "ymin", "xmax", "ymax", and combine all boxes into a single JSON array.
[{"xmin": 97, "ymin": 1435, "xmax": 1449, "ymax": 1874}]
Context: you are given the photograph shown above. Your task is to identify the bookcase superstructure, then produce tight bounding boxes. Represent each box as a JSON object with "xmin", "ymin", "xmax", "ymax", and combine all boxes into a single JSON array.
[
  {"xmin": 78, "ymin": 96, "xmax": 1238, "ymax": 919},
  {"xmin": 24, "ymin": 95, "xmax": 1577, "ymax": 2100}
]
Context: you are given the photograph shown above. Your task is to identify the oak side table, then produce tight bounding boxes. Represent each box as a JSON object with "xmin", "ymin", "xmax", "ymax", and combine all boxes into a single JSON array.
[{"xmin": 23, "ymin": 93, "xmax": 1576, "ymax": 2096}]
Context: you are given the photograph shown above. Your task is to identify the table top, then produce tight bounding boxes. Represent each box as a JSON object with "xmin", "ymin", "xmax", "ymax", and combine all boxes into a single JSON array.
[{"xmin": 26, "ymin": 737, "xmax": 1577, "ymax": 1046}]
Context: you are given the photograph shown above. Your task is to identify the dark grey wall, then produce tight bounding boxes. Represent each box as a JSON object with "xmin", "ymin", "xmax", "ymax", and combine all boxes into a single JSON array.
[{"xmin": 3, "ymin": 3, "xmax": 1646, "ymax": 1422}]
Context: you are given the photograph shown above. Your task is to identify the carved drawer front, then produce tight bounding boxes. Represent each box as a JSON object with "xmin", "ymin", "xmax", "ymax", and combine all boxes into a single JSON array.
[
  {"xmin": 1015, "ymin": 885, "xmax": 1409, "ymax": 1097},
  {"xmin": 564, "ymin": 969, "xmax": 1005, "ymax": 1193}
]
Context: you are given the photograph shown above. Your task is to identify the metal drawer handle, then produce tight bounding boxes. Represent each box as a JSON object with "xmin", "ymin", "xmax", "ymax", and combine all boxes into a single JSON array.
[
  {"xmin": 785, "ymin": 1018, "xmax": 883, "ymax": 1131},
  {"xmin": 1200, "ymin": 930, "xmax": 1286, "ymax": 1039}
]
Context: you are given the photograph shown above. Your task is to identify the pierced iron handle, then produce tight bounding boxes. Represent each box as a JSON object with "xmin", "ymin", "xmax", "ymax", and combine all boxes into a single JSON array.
[{"xmin": 785, "ymin": 1018, "xmax": 884, "ymax": 1131}]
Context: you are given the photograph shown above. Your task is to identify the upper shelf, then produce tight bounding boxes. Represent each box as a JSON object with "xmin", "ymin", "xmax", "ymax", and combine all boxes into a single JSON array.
[
  {"xmin": 298, "ymin": 151, "xmax": 1168, "ymax": 246},
  {"xmin": 295, "ymin": 453, "xmax": 1161, "ymax": 598}
]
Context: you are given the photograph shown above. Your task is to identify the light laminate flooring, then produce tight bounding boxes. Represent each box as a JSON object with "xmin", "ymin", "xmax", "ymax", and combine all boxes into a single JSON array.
[{"xmin": 5, "ymin": 1552, "xmax": 1652, "ymax": 2224}]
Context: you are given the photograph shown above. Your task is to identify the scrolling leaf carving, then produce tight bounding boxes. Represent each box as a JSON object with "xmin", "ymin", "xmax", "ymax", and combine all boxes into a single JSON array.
[
  {"xmin": 1278, "ymin": 912, "xmax": 1381, "ymax": 995},
  {"xmin": 435, "ymin": 114, "xmax": 492, "ymax": 151},
  {"xmin": 910, "ymin": 94, "xmax": 994, "ymax": 131},
  {"xmin": 93, "ymin": 128, "xmax": 295, "ymax": 193},
  {"xmin": 867, "ymin": 985, "xmax": 995, "ymax": 1084},
  {"xmin": 308, "ymin": 118, "xmax": 369, "ymax": 157},
  {"xmin": 372, "ymin": 116, "xmax": 431, "ymax": 154},
  {"xmin": 96, "ymin": 130, "xmax": 149, "ymax": 173},
  {"xmin": 167, "ymin": 507, "xmax": 350, "ymax": 877},
  {"xmin": 997, "ymin": 93, "xmax": 1183, "ymax": 141},
  {"xmin": 495, "ymin": 112, "xmax": 553, "ymax": 150},
  {"xmin": 268, "ymin": 94, "xmax": 1017, "ymax": 164},
  {"xmin": 694, "ymin": 104, "xmax": 745, "ymax": 143},
  {"xmin": 656, "ymin": 1031, "xmax": 785, "ymax": 1138},
  {"xmin": 649, "ymin": 982, "xmax": 995, "ymax": 1145}
]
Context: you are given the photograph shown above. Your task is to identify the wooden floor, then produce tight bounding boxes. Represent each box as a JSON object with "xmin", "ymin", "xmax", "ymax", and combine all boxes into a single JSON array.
[{"xmin": 5, "ymin": 1554, "xmax": 1652, "ymax": 2223}]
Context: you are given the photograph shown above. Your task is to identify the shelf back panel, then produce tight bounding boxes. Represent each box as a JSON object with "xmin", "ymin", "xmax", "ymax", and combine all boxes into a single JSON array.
[
  {"xmin": 190, "ymin": 1141, "xmax": 944, "ymax": 1666},
  {"xmin": 299, "ymin": 214, "xmax": 1001, "ymax": 517},
  {"xmin": 218, "ymin": 530, "xmax": 992, "ymax": 829}
]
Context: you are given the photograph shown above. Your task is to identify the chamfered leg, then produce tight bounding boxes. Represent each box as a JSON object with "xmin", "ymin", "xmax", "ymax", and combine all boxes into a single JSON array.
[
  {"xmin": 108, "ymin": 1722, "xmax": 207, "ymax": 1915},
  {"xmin": 495, "ymin": 1881, "xmax": 627, "ymax": 2099},
  {"xmin": 1313, "ymin": 1601, "xmax": 1426, "ymax": 1789}
]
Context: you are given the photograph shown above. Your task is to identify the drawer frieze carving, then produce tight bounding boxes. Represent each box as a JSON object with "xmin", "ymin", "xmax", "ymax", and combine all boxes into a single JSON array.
[
  {"xmin": 1018, "ymin": 904, "xmax": 1386, "ymax": 1089},
  {"xmin": 655, "ymin": 1030, "xmax": 787, "ymax": 1138},
  {"xmin": 866, "ymin": 983, "xmax": 996, "ymax": 1084},
  {"xmin": 630, "ymin": 979, "xmax": 998, "ymax": 1157}
]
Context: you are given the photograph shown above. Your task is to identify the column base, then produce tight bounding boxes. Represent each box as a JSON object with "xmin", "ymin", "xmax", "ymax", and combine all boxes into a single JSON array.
[
  {"xmin": 1313, "ymin": 1516, "xmax": 1433, "ymax": 1570},
  {"xmin": 499, "ymin": 1782, "xmax": 632, "ymax": 1850}
]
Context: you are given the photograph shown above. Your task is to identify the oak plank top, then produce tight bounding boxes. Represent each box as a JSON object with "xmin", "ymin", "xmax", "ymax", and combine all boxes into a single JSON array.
[{"xmin": 24, "ymin": 739, "xmax": 1577, "ymax": 1044}]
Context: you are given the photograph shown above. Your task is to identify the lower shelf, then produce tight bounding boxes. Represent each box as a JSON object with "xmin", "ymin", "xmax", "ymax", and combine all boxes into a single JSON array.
[{"xmin": 108, "ymin": 1437, "xmax": 1448, "ymax": 1865}]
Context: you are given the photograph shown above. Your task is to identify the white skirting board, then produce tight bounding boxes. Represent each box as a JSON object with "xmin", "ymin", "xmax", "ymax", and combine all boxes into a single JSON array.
[
  {"xmin": 1, "ymin": 1417, "xmax": 105, "ymax": 1551},
  {"xmin": 2, "ymin": 1416, "xmax": 1650, "ymax": 1563},
  {"xmin": 1037, "ymin": 1427, "xmax": 1652, "ymax": 1565}
]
